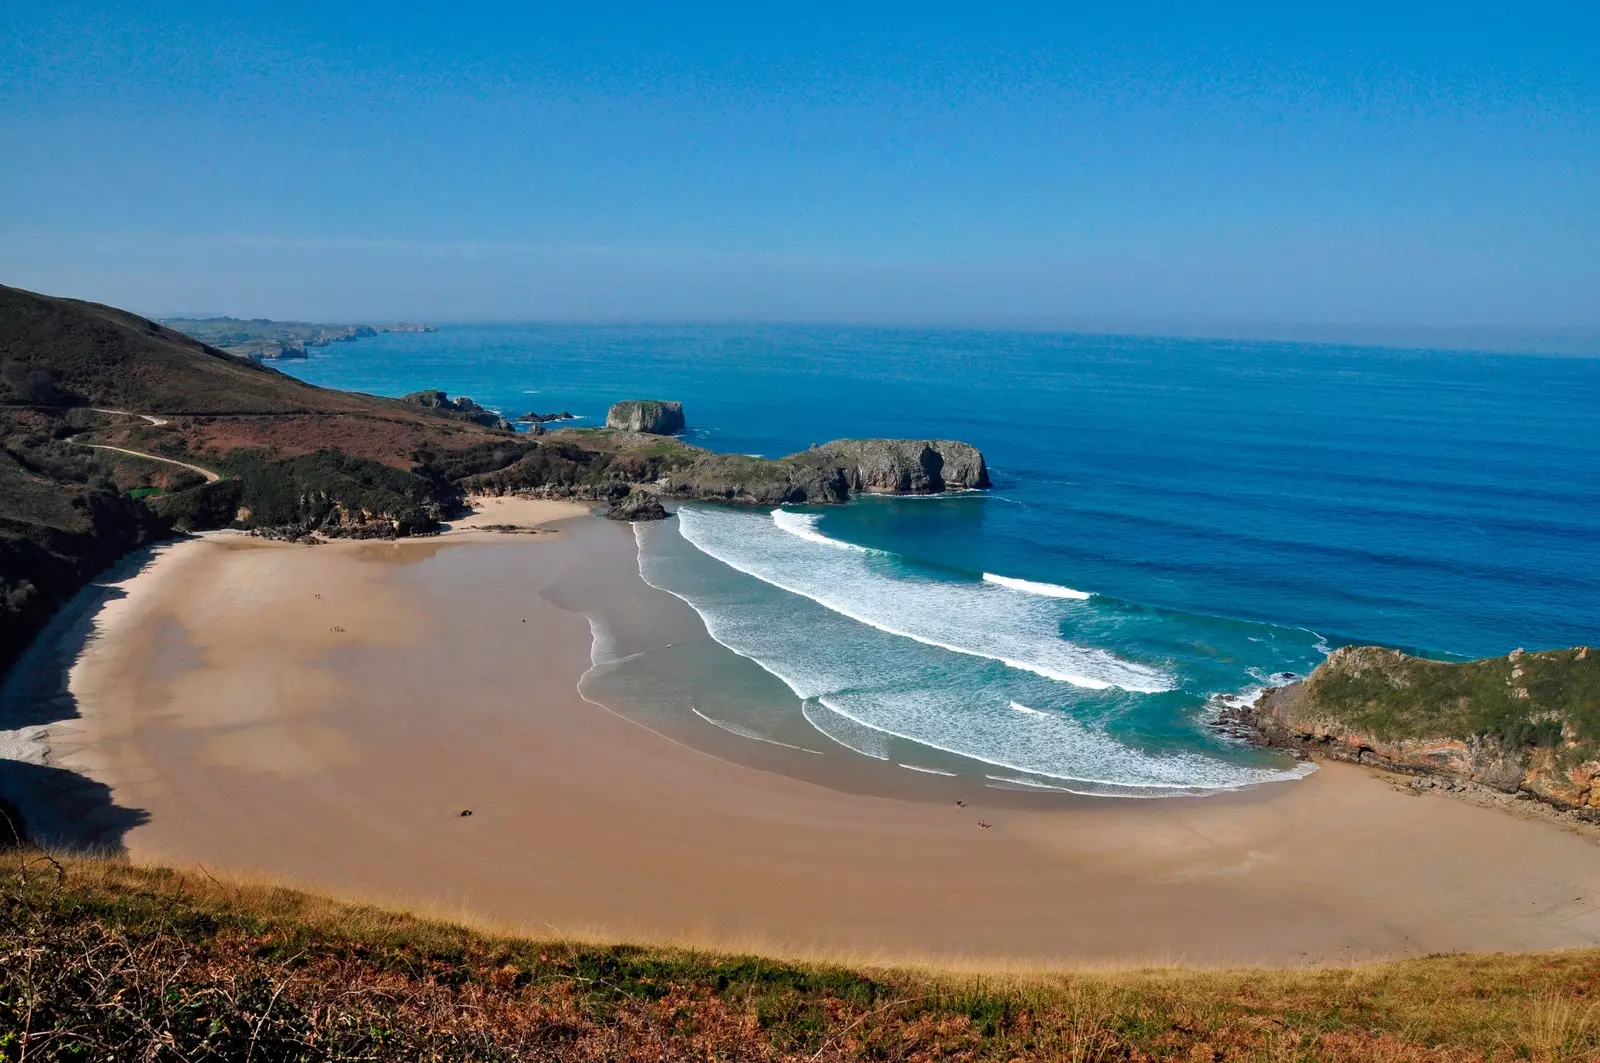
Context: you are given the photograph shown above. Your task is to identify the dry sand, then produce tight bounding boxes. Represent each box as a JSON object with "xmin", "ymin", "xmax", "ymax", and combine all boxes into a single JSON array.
[{"xmin": 9, "ymin": 511, "xmax": 1600, "ymax": 969}]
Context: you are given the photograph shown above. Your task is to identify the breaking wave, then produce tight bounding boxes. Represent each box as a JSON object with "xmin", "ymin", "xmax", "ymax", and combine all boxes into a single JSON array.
[
  {"xmin": 678, "ymin": 507, "xmax": 1171, "ymax": 693},
  {"xmin": 983, "ymin": 573, "xmax": 1092, "ymax": 599}
]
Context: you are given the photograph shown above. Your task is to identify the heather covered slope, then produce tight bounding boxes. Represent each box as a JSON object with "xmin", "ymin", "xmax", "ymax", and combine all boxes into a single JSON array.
[{"xmin": 4, "ymin": 855, "xmax": 1600, "ymax": 1062}]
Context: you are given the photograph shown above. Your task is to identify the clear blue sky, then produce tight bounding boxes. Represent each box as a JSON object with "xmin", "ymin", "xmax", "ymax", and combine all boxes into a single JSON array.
[{"xmin": 3, "ymin": 2, "xmax": 1596, "ymax": 341}]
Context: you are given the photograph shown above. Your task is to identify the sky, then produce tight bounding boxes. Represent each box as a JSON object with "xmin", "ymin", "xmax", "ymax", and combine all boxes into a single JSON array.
[{"xmin": 2, "ymin": 2, "xmax": 1596, "ymax": 345}]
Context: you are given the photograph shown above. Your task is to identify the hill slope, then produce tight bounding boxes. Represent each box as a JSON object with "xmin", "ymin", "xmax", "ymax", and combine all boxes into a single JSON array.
[{"xmin": 0, "ymin": 285, "xmax": 520, "ymax": 680}]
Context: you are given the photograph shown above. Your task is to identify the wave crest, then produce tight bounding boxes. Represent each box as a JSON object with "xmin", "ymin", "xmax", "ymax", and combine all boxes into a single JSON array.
[{"xmin": 983, "ymin": 572, "xmax": 1091, "ymax": 599}]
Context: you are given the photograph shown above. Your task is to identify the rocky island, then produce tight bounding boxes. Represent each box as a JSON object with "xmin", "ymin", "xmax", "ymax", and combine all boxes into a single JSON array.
[{"xmin": 1222, "ymin": 644, "xmax": 1600, "ymax": 814}]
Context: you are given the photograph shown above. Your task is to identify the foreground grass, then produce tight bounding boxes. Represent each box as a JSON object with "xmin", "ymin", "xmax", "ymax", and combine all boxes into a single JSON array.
[{"xmin": 5, "ymin": 855, "xmax": 1600, "ymax": 1061}]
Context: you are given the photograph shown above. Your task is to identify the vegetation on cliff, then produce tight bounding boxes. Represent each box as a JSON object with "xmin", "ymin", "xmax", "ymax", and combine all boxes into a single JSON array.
[
  {"xmin": 1301, "ymin": 646, "xmax": 1599, "ymax": 753},
  {"xmin": 1233, "ymin": 645, "xmax": 1600, "ymax": 809},
  {"xmin": 4, "ymin": 854, "xmax": 1600, "ymax": 1062}
]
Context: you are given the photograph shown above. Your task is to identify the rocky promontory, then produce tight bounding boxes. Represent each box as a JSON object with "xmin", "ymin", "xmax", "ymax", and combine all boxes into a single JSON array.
[
  {"xmin": 458, "ymin": 427, "xmax": 992, "ymax": 507},
  {"xmin": 1221, "ymin": 644, "xmax": 1600, "ymax": 814},
  {"xmin": 815, "ymin": 439, "xmax": 990, "ymax": 494},
  {"xmin": 606, "ymin": 399, "xmax": 685, "ymax": 435}
]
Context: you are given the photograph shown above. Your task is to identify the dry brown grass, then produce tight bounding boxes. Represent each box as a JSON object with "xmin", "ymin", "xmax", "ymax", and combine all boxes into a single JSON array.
[{"xmin": 6, "ymin": 853, "xmax": 1600, "ymax": 1061}]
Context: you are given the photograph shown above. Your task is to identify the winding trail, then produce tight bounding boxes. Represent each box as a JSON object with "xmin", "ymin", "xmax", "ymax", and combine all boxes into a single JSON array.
[
  {"xmin": 73, "ymin": 408, "xmax": 219, "ymax": 482},
  {"xmin": 77, "ymin": 443, "xmax": 220, "ymax": 483},
  {"xmin": 89, "ymin": 408, "xmax": 169, "ymax": 427}
]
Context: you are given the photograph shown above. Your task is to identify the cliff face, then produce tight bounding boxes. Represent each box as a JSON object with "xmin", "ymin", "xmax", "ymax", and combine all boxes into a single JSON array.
[
  {"xmin": 606, "ymin": 400, "xmax": 685, "ymax": 435},
  {"xmin": 1225, "ymin": 645, "xmax": 1600, "ymax": 811},
  {"xmin": 815, "ymin": 439, "xmax": 990, "ymax": 494}
]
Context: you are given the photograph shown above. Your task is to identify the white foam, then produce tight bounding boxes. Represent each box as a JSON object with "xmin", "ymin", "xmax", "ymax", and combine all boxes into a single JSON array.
[
  {"xmin": 1008, "ymin": 700, "xmax": 1049, "ymax": 716},
  {"xmin": 815, "ymin": 690, "xmax": 1315, "ymax": 794},
  {"xmin": 690, "ymin": 707, "xmax": 825, "ymax": 755},
  {"xmin": 898, "ymin": 763, "xmax": 958, "ymax": 776},
  {"xmin": 984, "ymin": 774, "xmax": 1078, "ymax": 792},
  {"xmin": 585, "ymin": 616, "xmax": 621, "ymax": 668},
  {"xmin": 771, "ymin": 509, "xmax": 872, "ymax": 552},
  {"xmin": 677, "ymin": 507, "xmax": 1171, "ymax": 694},
  {"xmin": 983, "ymin": 573, "xmax": 1091, "ymax": 600}
]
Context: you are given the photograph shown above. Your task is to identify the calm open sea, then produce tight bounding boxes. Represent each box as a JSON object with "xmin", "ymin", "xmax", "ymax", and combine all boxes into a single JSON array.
[{"xmin": 280, "ymin": 326, "xmax": 1599, "ymax": 796}]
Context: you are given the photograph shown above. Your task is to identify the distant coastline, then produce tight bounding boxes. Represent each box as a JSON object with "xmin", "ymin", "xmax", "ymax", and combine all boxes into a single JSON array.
[{"xmin": 158, "ymin": 316, "xmax": 435, "ymax": 361}]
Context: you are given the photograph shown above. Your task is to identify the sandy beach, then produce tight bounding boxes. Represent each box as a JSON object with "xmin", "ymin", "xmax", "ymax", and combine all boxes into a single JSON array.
[{"xmin": 7, "ymin": 502, "xmax": 1600, "ymax": 969}]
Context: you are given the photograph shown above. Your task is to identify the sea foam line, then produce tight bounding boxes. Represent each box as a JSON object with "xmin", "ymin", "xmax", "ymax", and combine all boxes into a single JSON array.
[
  {"xmin": 690, "ymin": 707, "xmax": 826, "ymax": 755},
  {"xmin": 632, "ymin": 526, "xmax": 817, "ymax": 702},
  {"xmin": 983, "ymin": 573, "xmax": 1092, "ymax": 600},
  {"xmin": 809, "ymin": 696, "xmax": 1313, "ymax": 794},
  {"xmin": 771, "ymin": 509, "xmax": 871, "ymax": 552}
]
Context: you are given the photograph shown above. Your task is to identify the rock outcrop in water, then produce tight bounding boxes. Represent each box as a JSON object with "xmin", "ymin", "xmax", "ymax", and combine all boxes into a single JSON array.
[
  {"xmin": 1220, "ymin": 645, "xmax": 1600, "ymax": 815},
  {"xmin": 402, "ymin": 390, "xmax": 514, "ymax": 430},
  {"xmin": 606, "ymin": 400, "xmax": 685, "ymax": 435},
  {"xmin": 659, "ymin": 439, "xmax": 988, "ymax": 504}
]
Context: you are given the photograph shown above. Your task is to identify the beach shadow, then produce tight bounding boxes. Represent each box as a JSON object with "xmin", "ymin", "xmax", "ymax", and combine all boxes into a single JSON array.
[
  {"xmin": 0, "ymin": 759, "xmax": 149, "ymax": 854},
  {"xmin": 0, "ymin": 543, "xmax": 164, "ymax": 855}
]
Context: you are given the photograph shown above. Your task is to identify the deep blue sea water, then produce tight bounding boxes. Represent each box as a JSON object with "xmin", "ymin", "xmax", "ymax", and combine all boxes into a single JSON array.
[{"xmin": 280, "ymin": 326, "xmax": 1600, "ymax": 795}]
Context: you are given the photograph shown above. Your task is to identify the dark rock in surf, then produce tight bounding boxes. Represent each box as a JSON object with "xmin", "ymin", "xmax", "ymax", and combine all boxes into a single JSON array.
[{"xmin": 605, "ymin": 490, "xmax": 669, "ymax": 522}]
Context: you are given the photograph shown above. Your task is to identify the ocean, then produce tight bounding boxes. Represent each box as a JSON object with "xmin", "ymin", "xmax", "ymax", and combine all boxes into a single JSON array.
[{"xmin": 280, "ymin": 325, "xmax": 1600, "ymax": 797}]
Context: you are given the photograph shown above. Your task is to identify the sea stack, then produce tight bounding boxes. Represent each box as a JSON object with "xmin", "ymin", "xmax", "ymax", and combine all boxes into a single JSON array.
[{"xmin": 606, "ymin": 399, "xmax": 685, "ymax": 434}]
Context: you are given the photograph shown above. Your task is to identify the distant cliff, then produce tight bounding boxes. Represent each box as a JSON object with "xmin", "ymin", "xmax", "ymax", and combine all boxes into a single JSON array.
[
  {"xmin": 160, "ymin": 317, "xmax": 435, "ymax": 361},
  {"xmin": 1222, "ymin": 645, "xmax": 1600, "ymax": 813}
]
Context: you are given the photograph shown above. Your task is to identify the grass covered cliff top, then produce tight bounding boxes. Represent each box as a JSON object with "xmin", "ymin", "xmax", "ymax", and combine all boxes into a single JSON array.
[
  {"xmin": 1291, "ymin": 645, "xmax": 1600, "ymax": 753},
  {"xmin": 6, "ymin": 853, "xmax": 1600, "ymax": 1062}
]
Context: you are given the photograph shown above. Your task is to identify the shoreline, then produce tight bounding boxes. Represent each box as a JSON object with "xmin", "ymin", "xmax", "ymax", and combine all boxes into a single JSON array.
[{"xmin": 5, "ymin": 508, "xmax": 1600, "ymax": 967}]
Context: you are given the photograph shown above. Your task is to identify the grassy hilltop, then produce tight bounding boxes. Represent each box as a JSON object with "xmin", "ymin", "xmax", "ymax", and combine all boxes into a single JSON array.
[{"xmin": 4, "ymin": 853, "xmax": 1600, "ymax": 1062}]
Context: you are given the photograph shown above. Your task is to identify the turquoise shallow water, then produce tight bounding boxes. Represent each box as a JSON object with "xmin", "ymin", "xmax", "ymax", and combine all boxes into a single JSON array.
[{"xmin": 280, "ymin": 326, "xmax": 1600, "ymax": 795}]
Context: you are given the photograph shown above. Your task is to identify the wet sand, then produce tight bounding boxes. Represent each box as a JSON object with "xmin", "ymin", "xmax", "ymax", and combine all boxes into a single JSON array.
[{"xmin": 11, "ymin": 511, "xmax": 1600, "ymax": 968}]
